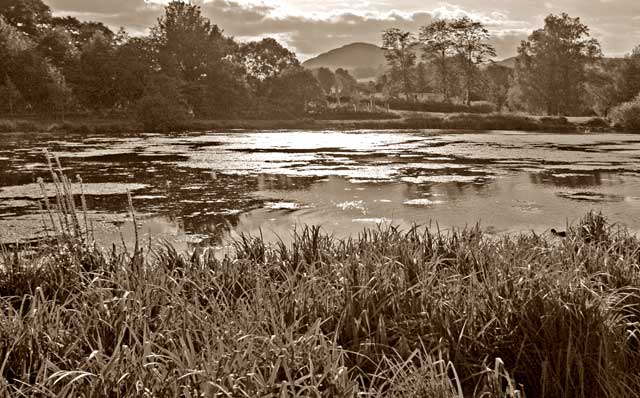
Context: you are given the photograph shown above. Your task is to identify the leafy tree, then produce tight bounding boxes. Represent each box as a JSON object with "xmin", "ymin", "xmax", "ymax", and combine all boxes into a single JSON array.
[
  {"xmin": 419, "ymin": 20, "xmax": 456, "ymax": 101},
  {"xmin": 516, "ymin": 13, "xmax": 601, "ymax": 115},
  {"xmin": 8, "ymin": 50, "xmax": 69, "ymax": 115},
  {"xmin": 414, "ymin": 62, "xmax": 430, "ymax": 93},
  {"xmin": 315, "ymin": 67, "xmax": 336, "ymax": 94},
  {"xmin": 151, "ymin": 1, "xmax": 230, "ymax": 82},
  {"xmin": 450, "ymin": 17, "xmax": 496, "ymax": 105},
  {"xmin": 0, "ymin": 0, "xmax": 51, "ymax": 36},
  {"xmin": 37, "ymin": 26, "xmax": 78, "ymax": 69},
  {"xmin": 136, "ymin": 74, "xmax": 190, "ymax": 132},
  {"xmin": 585, "ymin": 46, "xmax": 640, "ymax": 116},
  {"xmin": 73, "ymin": 32, "xmax": 118, "ymax": 111},
  {"xmin": 0, "ymin": 75, "xmax": 20, "ymax": 117},
  {"xmin": 0, "ymin": 16, "xmax": 32, "ymax": 116},
  {"xmin": 237, "ymin": 38, "xmax": 299, "ymax": 85},
  {"xmin": 262, "ymin": 67, "xmax": 322, "ymax": 118},
  {"xmin": 381, "ymin": 28, "xmax": 417, "ymax": 100},
  {"xmin": 583, "ymin": 59, "xmax": 625, "ymax": 116},
  {"xmin": 184, "ymin": 61, "xmax": 250, "ymax": 118},
  {"xmin": 611, "ymin": 94, "xmax": 640, "ymax": 131},
  {"xmin": 334, "ymin": 68, "xmax": 357, "ymax": 103},
  {"xmin": 52, "ymin": 16, "xmax": 113, "ymax": 47},
  {"xmin": 46, "ymin": 62, "xmax": 73, "ymax": 120},
  {"xmin": 482, "ymin": 64, "xmax": 513, "ymax": 112},
  {"xmin": 112, "ymin": 36, "xmax": 156, "ymax": 109},
  {"xmin": 619, "ymin": 45, "xmax": 640, "ymax": 102},
  {"xmin": 0, "ymin": 15, "xmax": 31, "ymax": 79}
]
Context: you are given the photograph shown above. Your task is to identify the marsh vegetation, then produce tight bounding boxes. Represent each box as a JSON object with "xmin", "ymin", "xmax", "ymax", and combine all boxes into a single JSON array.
[{"xmin": 1, "ymin": 163, "xmax": 640, "ymax": 397}]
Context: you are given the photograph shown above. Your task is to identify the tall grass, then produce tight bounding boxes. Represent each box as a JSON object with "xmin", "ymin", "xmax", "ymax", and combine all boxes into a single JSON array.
[{"xmin": 1, "ymin": 162, "xmax": 640, "ymax": 396}]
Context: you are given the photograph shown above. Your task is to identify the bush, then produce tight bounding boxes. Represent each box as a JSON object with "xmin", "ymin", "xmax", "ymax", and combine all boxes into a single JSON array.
[
  {"xmin": 312, "ymin": 109, "xmax": 400, "ymax": 120},
  {"xmin": 382, "ymin": 99, "xmax": 495, "ymax": 114},
  {"xmin": 134, "ymin": 75, "xmax": 190, "ymax": 133},
  {"xmin": 611, "ymin": 95, "xmax": 640, "ymax": 131},
  {"xmin": 0, "ymin": 120, "xmax": 16, "ymax": 133},
  {"xmin": 135, "ymin": 92, "xmax": 189, "ymax": 133},
  {"xmin": 0, "ymin": 120, "xmax": 42, "ymax": 133},
  {"xmin": 581, "ymin": 117, "xmax": 611, "ymax": 130},
  {"xmin": 540, "ymin": 116, "xmax": 569, "ymax": 125}
]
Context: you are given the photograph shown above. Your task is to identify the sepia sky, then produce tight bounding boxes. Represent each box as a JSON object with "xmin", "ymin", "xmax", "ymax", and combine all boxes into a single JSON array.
[{"xmin": 47, "ymin": 0, "xmax": 640, "ymax": 60}]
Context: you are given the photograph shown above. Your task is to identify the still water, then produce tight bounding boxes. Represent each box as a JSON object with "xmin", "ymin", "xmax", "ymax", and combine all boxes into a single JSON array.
[{"xmin": 2, "ymin": 130, "xmax": 640, "ymax": 250}]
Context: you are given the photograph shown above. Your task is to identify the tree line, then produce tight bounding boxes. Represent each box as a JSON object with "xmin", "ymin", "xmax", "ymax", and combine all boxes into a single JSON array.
[
  {"xmin": 0, "ymin": 0, "xmax": 325, "ymax": 129},
  {"xmin": 381, "ymin": 14, "xmax": 640, "ymax": 118},
  {"xmin": 2, "ymin": 1, "xmax": 639, "ymax": 128}
]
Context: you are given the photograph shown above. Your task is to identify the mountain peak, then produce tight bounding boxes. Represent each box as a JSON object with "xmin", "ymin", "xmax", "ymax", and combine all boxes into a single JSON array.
[
  {"xmin": 302, "ymin": 42, "xmax": 386, "ymax": 80},
  {"xmin": 302, "ymin": 42, "xmax": 386, "ymax": 70}
]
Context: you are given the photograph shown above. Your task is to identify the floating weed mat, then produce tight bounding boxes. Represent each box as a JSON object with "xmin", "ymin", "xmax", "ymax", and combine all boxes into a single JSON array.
[{"xmin": 1, "ymin": 161, "xmax": 640, "ymax": 397}]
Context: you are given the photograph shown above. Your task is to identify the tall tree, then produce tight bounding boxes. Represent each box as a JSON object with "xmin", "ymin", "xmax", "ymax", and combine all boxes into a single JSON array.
[
  {"xmin": 151, "ymin": 1, "xmax": 230, "ymax": 82},
  {"xmin": 419, "ymin": 20, "xmax": 455, "ymax": 101},
  {"xmin": 73, "ymin": 32, "xmax": 118, "ymax": 111},
  {"xmin": 52, "ymin": 16, "xmax": 113, "ymax": 47},
  {"xmin": 620, "ymin": 44, "xmax": 640, "ymax": 102},
  {"xmin": 315, "ymin": 67, "xmax": 336, "ymax": 94},
  {"xmin": 414, "ymin": 62, "xmax": 430, "ymax": 93},
  {"xmin": 516, "ymin": 13, "xmax": 601, "ymax": 115},
  {"xmin": 263, "ymin": 67, "xmax": 322, "ymax": 117},
  {"xmin": 0, "ymin": 15, "xmax": 33, "ymax": 76},
  {"xmin": 482, "ymin": 64, "xmax": 513, "ymax": 112},
  {"xmin": 381, "ymin": 28, "xmax": 417, "ymax": 100},
  {"xmin": 112, "ymin": 36, "xmax": 156, "ymax": 109},
  {"xmin": 0, "ymin": 0, "xmax": 51, "ymax": 36},
  {"xmin": 37, "ymin": 26, "xmax": 78, "ymax": 69},
  {"xmin": 450, "ymin": 17, "xmax": 496, "ymax": 105},
  {"xmin": 236, "ymin": 38, "xmax": 298, "ymax": 85}
]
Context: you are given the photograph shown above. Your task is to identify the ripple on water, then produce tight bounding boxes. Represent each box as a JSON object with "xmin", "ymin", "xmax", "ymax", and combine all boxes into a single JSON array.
[
  {"xmin": 352, "ymin": 218, "xmax": 391, "ymax": 224},
  {"xmin": 336, "ymin": 200, "xmax": 366, "ymax": 212},
  {"xmin": 556, "ymin": 191, "xmax": 625, "ymax": 202},
  {"xmin": 401, "ymin": 175, "xmax": 487, "ymax": 184},
  {"xmin": 265, "ymin": 202, "xmax": 304, "ymax": 210},
  {"xmin": 403, "ymin": 199, "xmax": 445, "ymax": 206},
  {"xmin": 0, "ymin": 183, "xmax": 149, "ymax": 199}
]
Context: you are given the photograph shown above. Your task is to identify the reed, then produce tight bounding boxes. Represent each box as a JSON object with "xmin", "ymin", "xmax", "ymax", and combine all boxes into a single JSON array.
[{"xmin": 1, "ymin": 163, "xmax": 639, "ymax": 397}]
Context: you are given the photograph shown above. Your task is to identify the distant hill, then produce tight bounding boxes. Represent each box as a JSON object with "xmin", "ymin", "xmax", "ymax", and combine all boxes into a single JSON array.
[
  {"xmin": 302, "ymin": 42, "xmax": 386, "ymax": 80},
  {"xmin": 303, "ymin": 43, "xmax": 549, "ymax": 78}
]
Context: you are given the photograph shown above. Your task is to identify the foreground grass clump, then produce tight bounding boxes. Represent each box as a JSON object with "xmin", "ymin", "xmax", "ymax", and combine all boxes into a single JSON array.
[{"xmin": 2, "ymin": 213, "xmax": 640, "ymax": 397}]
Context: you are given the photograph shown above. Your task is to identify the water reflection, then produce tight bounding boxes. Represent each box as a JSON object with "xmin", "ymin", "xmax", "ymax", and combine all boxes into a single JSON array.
[
  {"xmin": 2, "ymin": 130, "xmax": 640, "ymax": 247},
  {"xmin": 529, "ymin": 171, "xmax": 606, "ymax": 188}
]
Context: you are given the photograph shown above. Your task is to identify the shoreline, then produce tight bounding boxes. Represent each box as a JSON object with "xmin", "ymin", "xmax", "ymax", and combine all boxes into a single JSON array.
[
  {"xmin": 3, "ymin": 212, "xmax": 640, "ymax": 396},
  {"xmin": 0, "ymin": 112, "xmax": 625, "ymax": 135}
]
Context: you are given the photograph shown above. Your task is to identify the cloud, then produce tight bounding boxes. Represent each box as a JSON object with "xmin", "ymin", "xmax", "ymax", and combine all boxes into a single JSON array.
[
  {"xmin": 46, "ymin": 0, "xmax": 640, "ymax": 59},
  {"xmin": 200, "ymin": 1, "xmax": 527, "ymax": 59}
]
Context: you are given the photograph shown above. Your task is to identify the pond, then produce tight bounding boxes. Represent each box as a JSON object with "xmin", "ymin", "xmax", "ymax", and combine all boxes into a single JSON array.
[{"xmin": 2, "ymin": 130, "xmax": 640, "ymax": 250}]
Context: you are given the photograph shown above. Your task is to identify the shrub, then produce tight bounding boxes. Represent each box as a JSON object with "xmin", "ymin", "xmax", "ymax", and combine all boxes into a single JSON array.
[
  {"xmin": 540, "ymin": 116, "xmax": 569, "ymax": 125},
  {"xmin": 0, "ymin": 120, "xmax": 16, "ymax": 133},
  {"xmin": 135, "ymin": 75, "xmax": 190, "ymax": 133},
  {"xmin": 611, "ymin": 95, "xmax": 640, "ymax": 131},
  {"xmin": 581, "ymin": 117, "xmax": 611, "ymax": 130},
  {"xmin": 312, "ymin": 109, "xmax": 400, "ymax": 120},
  {"xmin": 135, "ymin": 92, "xmax": 189, "ymax": 133},
  {"xmin": 382, "ymin": 99, "xmax": 495, "ymax": 114}
]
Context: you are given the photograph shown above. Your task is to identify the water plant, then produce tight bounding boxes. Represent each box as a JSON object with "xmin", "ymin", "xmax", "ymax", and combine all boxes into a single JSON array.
[{"xmin": 1, "ymin": 160, "xmax": 639, "ymax": 397}]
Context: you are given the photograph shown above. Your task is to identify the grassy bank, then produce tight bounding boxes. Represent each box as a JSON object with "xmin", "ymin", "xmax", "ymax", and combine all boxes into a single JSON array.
[
  {"xmin": 0, "ymin": 112, "xmax": 615, "ymax": 134},
  {"xmin": 347, "ymin": 113, "xmax": 613, "ymax": 132},
  {"xmin": 2, "ymin": 208, "xmax": 640, "ymax": 396}
]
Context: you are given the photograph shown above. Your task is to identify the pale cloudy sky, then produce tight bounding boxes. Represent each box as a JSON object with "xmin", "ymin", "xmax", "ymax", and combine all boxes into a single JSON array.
[{"xmin": 47, "ymin": 0, "xmax": 640, "ymax": 60}]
